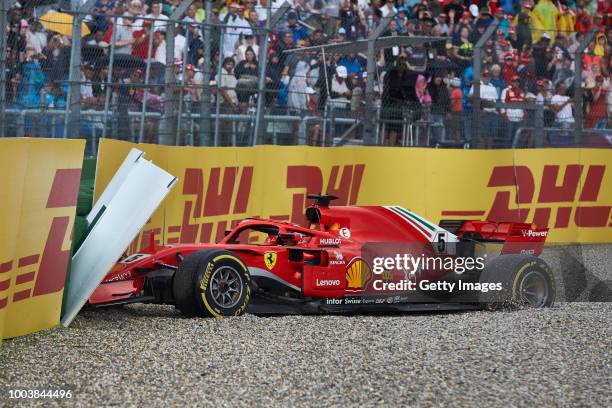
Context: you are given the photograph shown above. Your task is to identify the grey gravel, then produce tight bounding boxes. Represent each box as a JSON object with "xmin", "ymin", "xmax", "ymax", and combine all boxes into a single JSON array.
[{"xmin": 0, "ymin": 302, "xmax": 610, "ymax": 407}]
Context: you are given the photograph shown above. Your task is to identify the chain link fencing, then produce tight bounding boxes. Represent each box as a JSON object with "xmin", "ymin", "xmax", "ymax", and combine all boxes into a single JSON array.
[{"xmin": 1, "ymin": 4, "xmax": 610, "ymax": 151}]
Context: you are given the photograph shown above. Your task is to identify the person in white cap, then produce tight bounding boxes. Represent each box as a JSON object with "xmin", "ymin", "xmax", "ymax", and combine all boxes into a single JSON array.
[
  {"xmin": 331, "ymin": 65, "xmax": 351, "ymax": 107},
  {"xmin": 128, "ymin": 0, "xmax": 145, "ymax": 29}
]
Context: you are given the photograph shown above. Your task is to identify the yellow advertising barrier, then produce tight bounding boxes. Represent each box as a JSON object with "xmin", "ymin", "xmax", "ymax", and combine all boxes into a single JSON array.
[
  {"xmin": 96, "ymin": 139, "xmax": 612, "ymax": 247},
  {"xmin": 0, "ymin": 138, "xmax": 84, "ymax": 341}
]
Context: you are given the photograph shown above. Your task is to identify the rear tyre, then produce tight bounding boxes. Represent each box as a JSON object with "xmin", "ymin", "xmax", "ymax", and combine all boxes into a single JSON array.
[
  {"xmin": 479, "ymin": 254, "xmax": 555, "ymax": 308},
  {"xmin": 173, "ymin": 250, "xmax": 251, "ymax": 317}
]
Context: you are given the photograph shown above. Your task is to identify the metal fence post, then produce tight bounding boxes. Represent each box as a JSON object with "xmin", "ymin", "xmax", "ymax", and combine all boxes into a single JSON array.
[
  {"xmin": 102, "ymin": 14, "xmax": 118, "ymax": 139},
  {"xmin": 161, "ymin": 0, "xmax": 192, "ymax": 145},
  {"xmin": 175, "ymin": 29, "xmax": 190, "ymax": 145},
  {"xmin": 63, "ymin": 0, "xmax": 96, "ymax": 140},
  {"xmin": 251, "ymin": 1, "xmax": 290, "ymax": 146},
  {"xmin": 363, "ymin": 15, "xmax": 393, "ymax": 145},
  {"xmin": 213, "ymin": 26, "xmax": 223, "ymax": 146},
  {"xmin": 252, "ymin": 1, "xmax": 272, "ymax": 146},
  {"xmin": 471, "ymin": 18, "xmax": 498, "ymax": 149},
  {"xmin": 138, "ymin": 23, "xmax": 156, "ymax": 143},
  {"xmin": 199, "ymin": 0, "xmax": 212, "ymax": 146},
  {"xmin": 0, "ymin": 0, "xmax": 13, "ymax": 138},
  {"xmin": 65, "ymin": 17, "xmax": 83, "ymax": 139},
  {"xmin": 573, "ymin": 28, "xmax": 598, "ymax": 146},
  {"xmin": 161, "ymin": 16, "xmax": 177, "ymax": 144},
  {"xmin": 535, "ymin": 104, "xmax": 544, "ymax": 148}
]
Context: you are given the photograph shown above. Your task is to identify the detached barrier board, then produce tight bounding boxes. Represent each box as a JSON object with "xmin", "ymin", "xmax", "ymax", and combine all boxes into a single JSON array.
[
  {"xmin": 61, "ymin": 149, "xmax": 176, "ymax": 327},
  {"xmin": 0, "ymin": 138, "xmax": 84, "ymax": 341},
  {"xmin": 95, "ymin": 140, "xmax": 612, "ymax": 245}
]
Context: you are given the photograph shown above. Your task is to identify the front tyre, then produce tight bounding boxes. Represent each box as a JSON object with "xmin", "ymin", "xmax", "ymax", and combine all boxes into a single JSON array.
[
  {"xmin": 479, "ymin": 254, "xmax": 555, "ymax": 308},
  {"xmin": 173, "ymin": 250, "xmax": 251, "ymax": 317}
]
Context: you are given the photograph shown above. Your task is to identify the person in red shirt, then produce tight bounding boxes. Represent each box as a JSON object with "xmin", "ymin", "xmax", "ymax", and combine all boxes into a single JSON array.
[
  {"xmin": 574, "ymin": 7, "xmax": 593, "ymax": 33},
  {"xmin": 501, "ymin": 52, "xmax": 518, "ymax": 85},
  {"xmin": 132, "ymin": 20, "xmax": 160, "ymax": 60},
  {"xmin": 449, "ymin": 77, "xmax": 464, "ymax": 142},
  {"xmin": 502, "ymin": 75, "xmax": 525, "ymax": 147},
  {"xmin": 586, "ymin": 75, "xmax": 609, "ymax": 129}
]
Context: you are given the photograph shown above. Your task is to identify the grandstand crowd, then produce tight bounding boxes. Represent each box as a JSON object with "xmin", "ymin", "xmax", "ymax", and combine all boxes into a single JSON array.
[{"xmin": 3, "ymin": 0, "xmax": 611, "ymax": 145}]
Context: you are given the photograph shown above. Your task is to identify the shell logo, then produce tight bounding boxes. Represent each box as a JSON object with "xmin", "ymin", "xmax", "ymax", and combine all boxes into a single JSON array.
[{"xmin": 345, "ymin": 259, "xmax": 372, "ymax": 290}]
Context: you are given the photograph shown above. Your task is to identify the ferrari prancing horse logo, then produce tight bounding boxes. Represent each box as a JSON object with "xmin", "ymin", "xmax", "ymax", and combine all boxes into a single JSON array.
[{"xmin": 264, "ymin": 251, "xmax": 277, "ymax": 270}]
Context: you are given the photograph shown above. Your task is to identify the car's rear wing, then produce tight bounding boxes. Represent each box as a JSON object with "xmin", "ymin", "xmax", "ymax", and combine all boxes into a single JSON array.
[{"xmin": 439, "ymin": 220, "xmax": 548, "ymax": 256}]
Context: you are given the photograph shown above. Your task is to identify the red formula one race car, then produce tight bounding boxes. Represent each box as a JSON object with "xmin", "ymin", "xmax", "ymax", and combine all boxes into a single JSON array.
[{"xmin": 89, "ymin": 195, "xmax": 556, "ymax": 316}]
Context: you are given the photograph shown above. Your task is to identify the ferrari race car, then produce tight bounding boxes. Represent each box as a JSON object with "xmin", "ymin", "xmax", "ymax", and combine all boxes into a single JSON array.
[{"xmin": 89, "ymin": 195, "xmax": 556, "ymax": 316}]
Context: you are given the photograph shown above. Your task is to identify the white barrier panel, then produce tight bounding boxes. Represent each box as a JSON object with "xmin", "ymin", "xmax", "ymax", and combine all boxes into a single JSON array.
[{"xmin": 61, "ymin": 150, "xmax": 176, "ymax": 326}]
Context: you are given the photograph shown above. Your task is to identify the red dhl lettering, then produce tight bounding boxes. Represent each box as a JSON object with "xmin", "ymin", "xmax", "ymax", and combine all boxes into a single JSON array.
[
  {"xmin": 442, "ymin": 164, "xmax": 610, "ymax": 230},
  {"xmin": 127, "ymin": 164, "xmax": 367, "ymax": 247},
  {"xmin": 0, "ymin": 169, "xmax": 80, "ymax": 308}
]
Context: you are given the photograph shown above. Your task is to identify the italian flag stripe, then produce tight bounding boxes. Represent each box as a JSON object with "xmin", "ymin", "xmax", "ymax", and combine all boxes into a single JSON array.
[
  {"xmin": 385, "ymin": 206, "xmax": 431, "ymax": 239},
  {"xmin": 394, "ymin": 206, "xmax": 436, "ymax": 232}
]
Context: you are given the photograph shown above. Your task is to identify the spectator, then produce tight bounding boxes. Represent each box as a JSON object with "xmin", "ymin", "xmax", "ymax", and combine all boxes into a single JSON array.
[
  {"xmin": 338, "ymin": 1, "xmax": 366, "ymax": 40},
  {"xmin": 274, "ymin": 31, "xmax": 295, "ymax": 66},
  {"xmin": 339, "ymin": 53, "xmax": 363, "ymax": 77},
  {"xmin": 452, "ymin": 27, "xmax": 474, "ymax": 70},
  {"xmin": 132, "ymin": 20, "xmax": 161, "ymax": 60},
  {"xmin": 469, "ymin": 69, "xmax": 501, "ymax": 148},
  {"xmin": 113, "ymin": 13, "xmax": 136, "ymax": 55},
  {"xmin": 502, "ymin": 75, "xmax": 525, "ymax": 148},
  {"xmin": 221, "ymin": 2, "xmax": 251, "ymax": 58},
  {"xmin": 287, "ymin": 60, "xmax": 310, "ymax": 113},
  {"xmin": 216, "ymin": 57, "xmax": 238, "ymax": 111},
  {"xmin": 490, "ymin": 64, "xmax": 506, "ymax": 97},
  {"xmin": 428, "ymin": 72, "xmax": 450, "ymax": 143},
  {"xmin": 531, "ymin": 0, "xmax": 558, "ymax": 43},
  {"xmin": 283, "ymin": 11, "xmax": 309, "ymax": 43},
  {"xmin": 514, "ymin": 5, "xmax": 532, "ymax": 51},
  {"xmin": 594, "ymin": 32, "xmax": 607, "ymax": 57},
  {"xmin": 265, "ymin": 51, "xmax": 285, "ymax": 106},
  {"xmin": 41, "ymin": 35, "xmax": 68, "ymax": 85},
  {"xmin": 129, "ymin": 0, "xmax": 145, "ymax": 25},
  {"xmin": 550, "ymin": 82, "xmax": 574, "ymax": 128},
  {"xmin": 552, "ymin": 55, "xmax": 574, "ymax": 89},
  {"xmin": 331, "ymin": 65, "xmax": 351, "ymax": 102},
  {"xmin": 236, "ymin": 34, "xmax": 260, "ymax": 63},
  {"xmin": 501, "ymin": 52, "xmax": 518, "ymax": 84},
  {"xmin": 448, "ymin": 77, "xmax": 464, "ymax": 142},
  {"xmin": 382, "ymin": 57, "xmax": 412, "ymax": 146},
  {"xmin": 574, "ymin": 6, "xmax": 593, "ymax": 33},
  {"xmin": 26, "ymin": 22, "xmax": 47, "ymax": 54},
  {"xmin": 234, "ymin": 47, "xmax": 259, "ymax": 108},
  {"xmin": 415, "ymin": 74, "xmax": 432, "ymax": 108},
  {"xmin": 80, "ymin": 63, "xmax": 98, "ymax": 109},
  {"xmin": 535, "ymin": 78, "xmax": 555, "ymax": 126},
  {"xmin": 381, "ymin": 0, "xmax": 397, "ymax": 18},
  {"xmin": 17, "ymin": 47, "xmax": 45, "ymax": 109},
  {"xmin": 556, "ymin": 5, "xmax": 575, "ymax": 38},
  {"xmin": 187, "ymin": 23, "xmax": 205, "ymax": 66},
  {"xmin": 154, "ymin": 31, "xmax": 169, "ymax": 64},
  {"xmin": 585, "ymin": 75, "xmax": 609, "ymax": 129},
  {"xmin": 145, "ymin": 1, "xmax": 169, "ymax": 32},
  {"xmin": 184, "ymin": 64, "xmax": 202, "ymax": 108}
]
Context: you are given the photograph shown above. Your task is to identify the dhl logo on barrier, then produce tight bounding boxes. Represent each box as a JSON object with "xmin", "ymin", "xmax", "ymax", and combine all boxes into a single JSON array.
[
  {"xmin": 443, "ymin": 164, "xmax": 610, "ymax": 230},
  {"xmin": 0, "ymin": 169, "xmax": 81, "ymax": 311},
  {"xmin": 126, "ymin": 164, "xmax": 365, "ymax": 251},
  {"xmin": 0, "ymin": 138, "xmax": 84, "ymax": 340},
  {"xmin": 96, "ymin": 140, "xmax": 610, "ymax": 245}
]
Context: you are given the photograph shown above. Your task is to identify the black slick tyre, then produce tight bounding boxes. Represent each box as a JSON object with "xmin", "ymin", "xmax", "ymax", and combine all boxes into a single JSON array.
[
  {"xmin": 479, "ymin": 254, "xmax": 555, "ymax": 308},
  {"xmin": 173, "ymin": 249, "xmax": 251, "ymax": 317}
]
